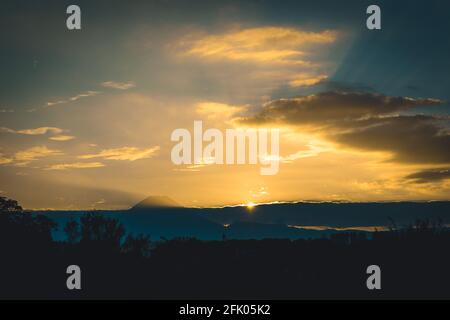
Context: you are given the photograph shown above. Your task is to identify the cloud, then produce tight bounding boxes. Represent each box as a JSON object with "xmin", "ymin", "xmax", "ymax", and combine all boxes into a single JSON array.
[
  {"xmin": 101, "ymin": 81, "xmax": 136, "ymax": 90},
  {"xmin": 46, "ymin": 91, "xmax": 100, "ymax": 107},
  {"xmin": 79, "ymin": 146, "xmax": 160, "ymax": 161},
  {"xmin": 405, "ymin": 168, "xmax": 450, "ymax": 183},
  {"xmin": 281, "ymin": 143, "xmax": 332, "ymax": 162},
  {"xmin": 14, "ymin": 146, "xmax": 63, "ymax": 162},
  {"xmin": 181, "ymin": 27, "xmax": 337, "ymax": 64},
  {"xmin": 196, "ymin": 102, "xmax": 244, "ymax": 120},
  {"xmin": 238, "ymin": 91, "xmax": 448, "ymax": 165},
  {"xmin": 334, "ymin": 115, "xmax": 450, "ymax": 164},
  {"xmin": 257, "ymin": 141, "xmax": 332, "ymax": 164},
  {"xmin": 0, "ymin": 126, "xmax": 64, "ymax": 135},
  {"xmin": 289, "ymin": 74, "xmax": 328, "ymax": 87},
  {"xmin": 0, "ymin": 154, "xmax": 13, "ymax": 165},
  {"xmin": 239, "ymin": 91, "xmax": 442, "ymax": 126},
  {"xmin": 49, "ymin": 135, "xmax": 76, "ymax": 141},
  {"xmin": 0, "ymin": 126, "xmax": 76, "ymax": 142},
  {"xmin": 172, "ymin": 26, "xmax": 341, "ymax": 100},
  {"xmin": 45, "ymin": 162, "xmax": 105, "ymax": 170},
  {"xmin": 0, "ymin": 146, "xmax": 64, "ymax": 167}
]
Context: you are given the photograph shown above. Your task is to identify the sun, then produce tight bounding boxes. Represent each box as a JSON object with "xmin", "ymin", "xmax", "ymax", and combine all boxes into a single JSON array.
[{"xmin": 246, "ymin": 202, "xmax": 256, "ymax": 210}]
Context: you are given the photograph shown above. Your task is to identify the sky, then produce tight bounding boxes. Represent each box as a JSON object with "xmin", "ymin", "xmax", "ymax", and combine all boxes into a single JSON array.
[{"xmin": 0, "ymin": 0, "xmax": 449, "ymax": 210}]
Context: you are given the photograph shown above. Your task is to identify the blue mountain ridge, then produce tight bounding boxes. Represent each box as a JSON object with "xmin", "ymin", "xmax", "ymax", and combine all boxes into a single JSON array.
[{"xmin": 34, "ymin": 200, "xmax": 450, "ymax": 241}]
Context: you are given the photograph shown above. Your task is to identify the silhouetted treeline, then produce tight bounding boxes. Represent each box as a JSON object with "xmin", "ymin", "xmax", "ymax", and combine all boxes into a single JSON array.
[{"xmin": 0, "ymin": 197, "xmax": 449, "ymax": 299}]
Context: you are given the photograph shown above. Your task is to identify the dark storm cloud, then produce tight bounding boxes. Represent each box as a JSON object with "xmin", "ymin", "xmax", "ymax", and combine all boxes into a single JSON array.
[
  {"xmin": 405, "ymin": 168, "xmax": 450, "ymax": 184},
  {"xmin": 335, "ymin": 115, "xmax": 450, "ymax": 164},
  {"xmin": 240, "ymin": 91, "xmax": 442, "ymax": 125},
  {"xmin": 239, "ymin": 91, "xmax": 449, "ymax": 164}
]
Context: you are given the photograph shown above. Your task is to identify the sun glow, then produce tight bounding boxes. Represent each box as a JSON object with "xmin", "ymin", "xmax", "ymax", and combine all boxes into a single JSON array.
[{"xmin": 246, "ymin": 202, "xmax": 256, "ymax": 210}]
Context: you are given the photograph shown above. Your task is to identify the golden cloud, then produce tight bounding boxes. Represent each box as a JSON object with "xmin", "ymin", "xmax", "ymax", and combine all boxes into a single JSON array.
[
  {"xmin": 79, "ymin": 146, "xmax": 160, "ymax": 161},
  {"xmin": 289, "ymin": 74, "xmax": 328, "ymax": 87},
  {"xmin": 46, "ymin": 162, "xmax": 105, "ymax": 170},
  {"xmin": 14, "ymin": 146, "xmax": 63, "ymax": 162},
  {"xmin": 0, "ymin": 154, "xmax": 13, "ymax": 165},
  {"xmin": 0, "ymin": 146, "xmax": 64, "ymax": 167},
  {"xmin": 0, "ymin": 126, "xmax": 64, "ymax": 135},
  {"xmin": 1, "ymin": 126, "xmax": 76, "ymax": 142},
  {"xmin": 196, "ymin": 102, "xmax": 245, "ymax": 120},
  {"xmin": 49, "ymin": 135, "xmax": 76, "ymax": 141},
  {"xmin": 281, "ymin": 142, "xmax": 334, "ymax": 162},
  {"xmin": 181, "ymin": 26, "xmax": 337, "ymax": 64}
]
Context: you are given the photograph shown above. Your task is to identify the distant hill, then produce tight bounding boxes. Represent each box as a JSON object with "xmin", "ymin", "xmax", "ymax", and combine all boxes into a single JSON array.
[
  {"xmin": 225, "ymin": 221, "xmax": 342, "ymax": 240},
  {"xmin": 36, "ymin": 201, "xmax": 450, "ymax": 242},
  {"xmin": 131, "ymin": 195, "xmax": 181, "ymax": 210},
  {"xmin": 201, "ymin": 201, "xmax": 450, "ymax": 228}
]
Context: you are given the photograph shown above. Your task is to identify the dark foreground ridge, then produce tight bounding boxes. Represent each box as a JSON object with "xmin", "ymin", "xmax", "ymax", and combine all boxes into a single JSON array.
[{"xmin": 1, "ymin": 196, "xmax": 450, "ymax": 299}]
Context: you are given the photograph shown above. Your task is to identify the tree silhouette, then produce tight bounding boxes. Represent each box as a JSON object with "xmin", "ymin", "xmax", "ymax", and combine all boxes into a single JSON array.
[
  {"xmin": 0, "ymin": 196, "xmax": 22, "ymax": 213},
  {"xmin": 64, "ymin": 219, "xmax": 81, "ymax": 244},
  {"xmin": 122, "ymin": 234, "xmax": 152, "ymax": 257},
  {"xmin": 79, "ymin": 214, "xmax": 125, "ymax": 250}
]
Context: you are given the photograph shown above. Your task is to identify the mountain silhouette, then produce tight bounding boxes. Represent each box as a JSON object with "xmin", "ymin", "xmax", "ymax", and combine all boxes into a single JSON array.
[
  {"xmin": 201, "ymin": 201, "xmax": 450, "ymax": 227},
  {"xmin": 37, "ymin": 201, "xmax": 450, "ymax": 242},
  {"xmin": 131, "ymin": 195, "xmax": 181, "ymax": 209}
]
